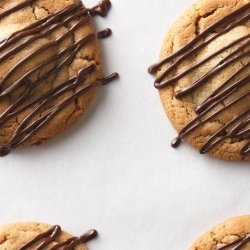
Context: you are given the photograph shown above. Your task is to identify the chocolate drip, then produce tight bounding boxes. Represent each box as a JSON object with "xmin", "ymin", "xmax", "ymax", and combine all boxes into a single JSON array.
[
  {"xmin": 216, "ymin": 233, "xmax": 250, "ymax": 249},
  {"xmin": 90, "ymin": 0, "xmax": 112, "ymax": 17},
  {"xmin": 0, "ymin": 0, "xmax": 118, "ymax": 156},
  {"xmin": 18, "ymin": 225, "xmax": 98, "ymax": 250},
  {"xmin": 97, "ymin": 28, "xmax": 112, "ymax": 39},
  {"xmin": 149, "ymin": 3, "xmax": 250, "ymax": 156}
]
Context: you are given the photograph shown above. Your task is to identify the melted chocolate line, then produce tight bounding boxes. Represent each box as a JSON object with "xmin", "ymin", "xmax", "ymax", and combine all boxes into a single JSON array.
[
  {"xmin": 149, "ymin": 3, "xmax": 250, "ymax": 74},
  {"xmin": 2, "ymin": 65, "xmax": 95, "ymax": 128},
  {"xmin": 149, "ymin": 3, "xmax": 250, "ymax": 155},
  {"xmin": 0, "ymin": 16, "xmax": 90, "ymax": 91},
  {"xmin": 6, "ymin": 69, "xmax": 94, "ymax": 147},
  {"xmin": 181, "ymin": 90, "xmax": 249, "ymax": 139},
  {"xmin": 5, "ymin": 72, "xmax": 118, "ymax": 150},
  {"xmin": 0, "ymin": 10, "xmax": 90, "ymax": 82},
  {"xmin": 172, "ymin": 90, "xmax": 250, "ymax": 148},
  {"xmin": 13, "ymin": 70, "xmax": 96, "ymax": 138},
  {"xmin": 230, "ymin": 117, "xmax": 250, "ymax": 137},
  {"xmin": 200, "ymin": 109, "xmax": 250, "ymax": 154},
  {"xmin": 98, "ymin": 72, "xmax": 119, "ymax": 85},
  {"xmin": 0, "ymin": 87, "xmax": 31, "ymax": 127},
  {"xmin": 80, "ymin": 229, "xmax": 98, "ymax": 243},
  {"xmin": 0, "ymin": 3, "xmax": 80, "ymax": 52},
  {"xmin": 175, "ymin": 45, "xmax": 250, "ymax": 98},
  {"xmin": 0, "ymin": 33, "xmax": 95, "ymax": 97},
  {"xmin": 18, "ymin": 225, "xmax": 61, "ymax": 250},
  {"xmin": 49, "ymin": 230, "xmax": 98, "ymax": 250},
  {"xmin": 49, "ymin": 238, "xmax": 78, "ymax": 250},
  {"xmin": 154, "ymin": 34, "xmax": 250, "ymax": 88},
  {"xmin": 18, "ymin": 226, "xmax": 98, "ymax": 250},
  {"xmin": 195, "ymin": 75, "xmax": 249, "ymax": 114},
  {"xmin": 196, "ymin": 62, "xmax": 250, "ymax": 114},
  {"xmin": 0, "ymin": 0, "xmax": 37, "ymax": 20},
  {"xmin": 97, "ymin": 28, "xmax": 112, "ymax": 39},
  {"xmin": 0, "ymin": 65, "xmax": 96, "ymax": 126}
]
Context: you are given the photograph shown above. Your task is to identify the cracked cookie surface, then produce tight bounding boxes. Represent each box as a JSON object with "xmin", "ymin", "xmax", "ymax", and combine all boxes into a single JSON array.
[
  {"xmin": 0, "ymin": 0, "xmax": 102, "ymax": 152},
  {"xmin": 0, "ymin": 222, "xmax": 96, "ymax": 249},
  {"xmin": 151, "ymin": 0, "xmax": 250, "ymax": 161},
  {"xmin": 189, "ymin": 216, "xmax": 250, "ymax": 250}
]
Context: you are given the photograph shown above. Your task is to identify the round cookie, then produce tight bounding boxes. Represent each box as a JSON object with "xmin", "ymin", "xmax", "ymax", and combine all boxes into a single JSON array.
[
  {"xmin": 189, "ymin": 216, "xmax": 250, "ymax": 249},
  {"xmin": 0, "ymin": 0, "xmax": 116, "ymax": 156},
  {"xmin": 149, "ymin": 0, "xmax": 250, "ymax": 161},
  {"xmin": 0, "ymin": 222, "xmax": 97, "ymax": 249}
]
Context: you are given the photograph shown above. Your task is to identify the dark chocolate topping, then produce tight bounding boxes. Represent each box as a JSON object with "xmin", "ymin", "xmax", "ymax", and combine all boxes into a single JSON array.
[
  {"xmin": 18, "ymin": 225, "xmax": 98, "ymax": 250},
  {"xmin": 97, "ymin": 28, "xmax": 112, "ymax": 39},
  {"xmin": 0, "ymin": 0, "xmax": 118, "ymax": 156},
  {"xmin": 149, "ymin": 3, "xmax": 250, "ymax": 156},
  {"xmin": 90, "ymin": 0, "xmax": 112, "ymax": 17}
]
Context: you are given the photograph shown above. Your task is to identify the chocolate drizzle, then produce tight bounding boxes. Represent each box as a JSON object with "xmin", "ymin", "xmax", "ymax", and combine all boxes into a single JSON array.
[
  {"xmin": 97, "ymin": 28, "xmax": 112, "ymax": 39},
  {"xmin": 0, "ymin": 0, "xmax": 118, "ymax": 156},
  {"xmin": 149, "ymin": 3, "xmax": 250, "ymax": 156},
  {"xmin": 18, "ymin": 225, "xmax": 98, "ymax": 250},
  {"xmin": 215, "ymin": 233, "xmax": 250, "ymax": 250},
  {"xmin": 90, "ymin": 0, "xmax": 112, "ymax": 17}
]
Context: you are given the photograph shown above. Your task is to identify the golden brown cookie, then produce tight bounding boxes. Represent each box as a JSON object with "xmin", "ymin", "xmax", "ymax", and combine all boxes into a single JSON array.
[
  {"xmin": 149, "ymin": 0, "xmax": 250, "ymax": 161},
  {"xmin": 0, "ymin": 0, "xmax": 118, "ymax": 156},
  {"xmin": 189, "ymin": 216, "xmax": 250, "ymax": 249},
  {"xmin": 0, "ymin": 222, "xmax": 97, "ymax": 249}
]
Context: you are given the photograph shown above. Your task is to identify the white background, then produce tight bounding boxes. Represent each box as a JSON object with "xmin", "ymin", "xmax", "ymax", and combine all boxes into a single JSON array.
[{"xmin": 0, "ymin": 0, "xmax": 250, "ymax": 249}]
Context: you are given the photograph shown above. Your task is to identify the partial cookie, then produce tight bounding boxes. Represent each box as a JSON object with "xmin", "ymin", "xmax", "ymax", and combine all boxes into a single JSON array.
[
  {"xmin": 0, "ymin": 0, "xmax": 118, "ymax": 156},
  {"xmin": 0, "ymin": 222, "xmax": 97, "ymax": 249},
  {"xmin": 189, "ymin": 216, "xmax": 250, "ymax": 249},
  {"xmin": 149, "ymin": 0, "xmax": 250, "ymax": 161}
]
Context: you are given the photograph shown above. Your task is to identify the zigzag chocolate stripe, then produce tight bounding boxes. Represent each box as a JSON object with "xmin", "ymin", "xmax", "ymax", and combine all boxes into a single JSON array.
[
  {"xmin": 0, "ymin": 0, "xmax": 118, "ymax": 157},
  {"xmin": 149, "ymin": 3, "xmax": 250, "ymax": 156},
  {"xmin": 18, "ymin": 225, "xmax": 97, "ymax": 250}
]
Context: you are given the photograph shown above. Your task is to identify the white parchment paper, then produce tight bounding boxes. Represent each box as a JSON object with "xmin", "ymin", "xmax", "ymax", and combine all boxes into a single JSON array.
[{"xmin": 0, "ymin": 0, "xmax": 249, "ymax": 249}]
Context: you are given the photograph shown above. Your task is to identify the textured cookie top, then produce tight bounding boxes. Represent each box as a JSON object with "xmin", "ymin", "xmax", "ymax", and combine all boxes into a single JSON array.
[
  {"xmin": 0, "ymin": 0, "xmax": 118, "ymax": 156},
  {"xmin": 149, "ymin": 0, "xmax": 250, "ymax": 161},
  {"xmin": 190, "ymin": 216, "xmax": 250, "ymax": 249},
  {"xmin": 0, "ymin": 222, "xmax": 97, "ymax": 249}
]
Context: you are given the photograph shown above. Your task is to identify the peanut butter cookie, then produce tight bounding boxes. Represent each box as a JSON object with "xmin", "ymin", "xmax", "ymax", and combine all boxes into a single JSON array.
[
  {"xmin": 0, "ymin": 0, "xmax": 118, "ymax": 156},
  {"xmin": 149, "ymin": 0, "xmax": 250, "ymax": 161}
]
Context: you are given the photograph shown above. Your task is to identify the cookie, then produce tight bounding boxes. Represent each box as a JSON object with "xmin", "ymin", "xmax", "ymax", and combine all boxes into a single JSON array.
[
  {"xmin": 0, "ymin": 0, "xmax": 118, "ymax": 157},
  {"xmin": 189, "ymin": 216, "xmax": 250, "ymax": 249},
  {"xmin": 0, "ymin": 222, "xmax": 97, "ymax": 249},
  {"xmin": 149, "ymin": 0, "xmax": 250, "ymax": 161}
]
